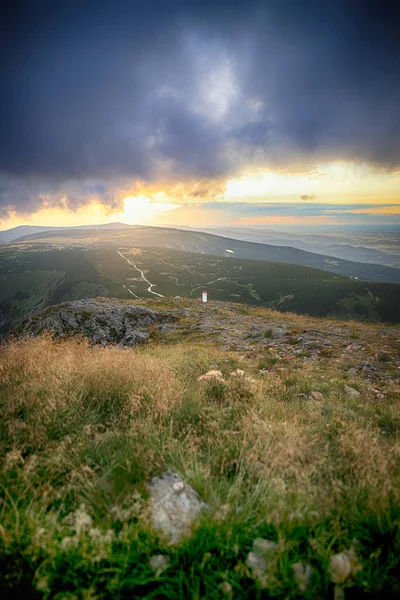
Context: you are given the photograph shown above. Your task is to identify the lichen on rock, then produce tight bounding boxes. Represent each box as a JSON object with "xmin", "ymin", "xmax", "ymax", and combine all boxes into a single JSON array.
[{"xmin": 17, "ymin": 299, "xmax": 177, "ymax": 347}]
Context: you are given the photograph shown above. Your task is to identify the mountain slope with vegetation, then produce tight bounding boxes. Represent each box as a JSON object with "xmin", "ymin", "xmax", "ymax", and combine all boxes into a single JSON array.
[
  {"xmin": 1, "ymin": 244, "xmax": 400, "ymax": 335},
  {"xmin": 1, "ymin": 298, "xmax": 400, "ymax": 598},
  {"xmin": 14, "ymin": 225, "xmax": 400, "ymax": 283}
]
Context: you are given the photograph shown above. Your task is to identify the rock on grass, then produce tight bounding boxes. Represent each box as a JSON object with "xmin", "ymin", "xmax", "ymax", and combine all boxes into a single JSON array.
[{"xmin": 148, "ymin": 471, "xmax": 208, "ymax": 543}]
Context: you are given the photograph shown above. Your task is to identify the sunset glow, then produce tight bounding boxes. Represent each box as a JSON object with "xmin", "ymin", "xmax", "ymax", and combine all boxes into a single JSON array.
[{"xmin": 1, "ymin": 1, "xmax": 399, "ymax": 231}]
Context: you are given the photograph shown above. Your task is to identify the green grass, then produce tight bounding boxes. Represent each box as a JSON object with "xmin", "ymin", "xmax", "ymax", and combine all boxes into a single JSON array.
[{"xmin": 1, "ymin": 324, "xmax": 400, "ymax": 598}]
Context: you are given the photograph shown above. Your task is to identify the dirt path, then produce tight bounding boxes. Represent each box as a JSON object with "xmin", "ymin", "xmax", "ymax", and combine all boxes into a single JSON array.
[{"xmin": 116, "ymin": 250, "xmax": 164, "ymax": 298}]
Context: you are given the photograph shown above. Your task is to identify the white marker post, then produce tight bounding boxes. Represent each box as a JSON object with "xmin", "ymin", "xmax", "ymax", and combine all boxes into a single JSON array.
[{"xmin": 202, "ymin": 289, "xmax": 208, "ymax": 304}]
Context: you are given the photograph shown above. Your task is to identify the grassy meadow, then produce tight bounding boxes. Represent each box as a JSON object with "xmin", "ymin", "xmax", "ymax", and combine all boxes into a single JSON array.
[{"xmin": 1, "ymin": 310, "xmax": 400, "ymax": 598}]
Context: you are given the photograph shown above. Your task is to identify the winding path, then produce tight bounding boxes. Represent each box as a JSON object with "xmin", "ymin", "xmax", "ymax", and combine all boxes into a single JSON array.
[
  {"xmin": 116, "ymin": 250, "xmax": 164, "ymax": 298},
  {"xmin": 190, "ymin": 277, "xmax": 228, "ymax": 296},
  {"xmin": 204, "ymin": 277, "xmax": 228, "ymax": 285}
]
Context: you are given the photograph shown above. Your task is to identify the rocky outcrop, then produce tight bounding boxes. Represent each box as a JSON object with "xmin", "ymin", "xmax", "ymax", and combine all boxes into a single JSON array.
[{"xmin": 16, "ymin": 299, "xmax": 177, "ymax": 347}]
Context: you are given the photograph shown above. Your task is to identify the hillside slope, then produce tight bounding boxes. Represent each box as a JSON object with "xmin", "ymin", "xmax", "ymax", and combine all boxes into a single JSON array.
[
  {"xmin": 2, "ymin": 244, "xmax": 400, "ymax": 334},
  {"xmin": 14, "ymin": 225, "xmax": 400, "ymax": 283},
  {"xmin": 1, "ymin": 298, "xmax": 400, "ymax": 598},
  {"xmin": 199, "ymin": 226, "xmax": 400, "ymax": 267}
]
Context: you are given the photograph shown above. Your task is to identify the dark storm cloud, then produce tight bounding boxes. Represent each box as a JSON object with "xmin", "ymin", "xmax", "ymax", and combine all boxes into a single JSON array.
[{"xmin": 1, "ymin": 0, "xmax": 399, "ymax": 215}]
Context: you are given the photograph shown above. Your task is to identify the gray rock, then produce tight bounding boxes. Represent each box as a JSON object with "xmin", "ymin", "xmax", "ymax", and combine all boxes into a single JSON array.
[
  {"xmin": 361, "ymin": 361, "xmax": 377, "ymax": 378},
  {"xmin": 344, "ymin": 385, "xmax": 361, "ymax": 399},
  {"xmin": 270, "ymin": 327, "xmax": 287, "ymax": 339},
  {"xmin": 148, "ymin": 471, "xmax": 208, "ymax": 543},
  {"xmin": 361, "ymin": 361, "xmax": 376, "ymax": 371},
  {"xmin": 17, "ymin": 300, "xmax": 177, "ymax": 347}
]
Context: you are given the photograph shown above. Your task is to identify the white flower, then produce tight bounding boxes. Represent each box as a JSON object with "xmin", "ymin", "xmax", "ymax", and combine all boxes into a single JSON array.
[{"xmin": 197, "ymin": 370, "xmax": 225, "ymax": 383}]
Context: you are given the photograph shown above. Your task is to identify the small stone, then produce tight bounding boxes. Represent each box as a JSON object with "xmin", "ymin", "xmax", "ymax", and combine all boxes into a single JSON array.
[
  {"xmin": 310, "ymin": 391, "xmax": 325, "ymax": 401},
  {"xmin": 329, "ymin": 552, "xmax": 352, "ymax": 583},
  {"xmin": 149, "ymin": 554, "xmax": 169, "ymax": 572},
  {"xmin": 344, "ymin": 385, "xmax": 361, "ymax": 398}
]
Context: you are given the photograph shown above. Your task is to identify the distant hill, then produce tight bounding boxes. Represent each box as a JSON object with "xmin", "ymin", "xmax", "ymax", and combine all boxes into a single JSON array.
[
  {"xmin": 0, "ymin": 222, "xmax": 134, "ymax": 243},
  {"xmin": 14, "ymin": 225, "xmax": 400, "ymax": 284},
  {"xmin": 0, "ymin": 225, "xmax": 57, "ymax": 243},
  {"xmin": 198, "ymin": 226, "xmax": 400, "ymax": 267}
]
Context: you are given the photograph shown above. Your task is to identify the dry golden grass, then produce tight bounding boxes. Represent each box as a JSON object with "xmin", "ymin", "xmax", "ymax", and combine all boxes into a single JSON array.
[{"xmin": 1, "ymin": 327, "xmax": 400, "ymax": 598}]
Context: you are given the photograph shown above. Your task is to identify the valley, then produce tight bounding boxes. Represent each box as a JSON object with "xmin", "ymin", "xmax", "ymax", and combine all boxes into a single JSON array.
[{"xmin": 1, "ymin": 239, "xmax": 400, "ymax": 335}]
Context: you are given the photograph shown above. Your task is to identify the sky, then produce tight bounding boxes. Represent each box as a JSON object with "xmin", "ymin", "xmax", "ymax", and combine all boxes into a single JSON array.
[{"xmin": 1, "ymin": 0, "xmax": 399, "ymax": 230}]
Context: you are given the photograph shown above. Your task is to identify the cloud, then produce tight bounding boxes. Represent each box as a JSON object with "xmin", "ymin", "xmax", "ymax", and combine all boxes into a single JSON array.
[
  {"xmin": 159, "ymin": 200, "xmax": 400, "ymax": 227},
  {"xmin": 300, "ymin": 194, "xmax": 317, "ymax": 201},
  {"xmin": 1, "ymin": 0, "xmax": 399, "ymax": 216},
  {"xmin": 0, "ymin": 174, "xmax": 122, "ymax": 219},
  {"xmin": 184, "ymin": 201, "xmax": 400, "ymax": 218}
]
